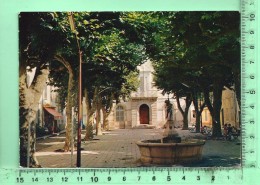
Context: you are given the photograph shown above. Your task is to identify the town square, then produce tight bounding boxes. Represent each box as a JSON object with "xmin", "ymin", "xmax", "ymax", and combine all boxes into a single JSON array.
[{"xmin": 19, "ymin": 11, "xmax": 240, "ymax": 168}]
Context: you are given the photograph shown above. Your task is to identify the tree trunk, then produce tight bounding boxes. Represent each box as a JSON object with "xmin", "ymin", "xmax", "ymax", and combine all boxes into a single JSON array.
[
  {"xmin": 183, "ymin": 111, "xmax": 189, "ymax": 130},
  {"xmin": 204, "ymin": 89, "xmax": 214, "ymax": 117},
  {"xmin": 102, "ymin": 108, "xmax": 109, "ymax": 131},
  {"xmin": 54, "ymin": 55, "xmax": 75, "ymax": 152},
  {"xmin": 84, "ymin": 88, "xmax": 96, "ymax": 140},
  {"xmin": 19, "ymin": 67, "xmax": 49, "ymax": 167},
  {"xmin": 176, "ymin": 94, "xmax": 192, "ymax": 130},
  {"xmin": 102, "ymin": 93, "xmax": 114, "ymax": 131},
  {"xmin": 95, "ymin": 95, "xmax": 102, "ymax": 136},
  {"xmin": 192, "ymin": 91, "xmax": 206, "ymax": 133},
  {"xmin": 85, "ymin": 114, "xmax": 94, "ymax": 140},
  {"xmin": 211, "ymin": 80, "xmax": 224, "ymax": 137},
  {"xmin": 63, "ymin": 73, "xmax": 75, "ymax": 151},
  {"xmin": 102, "ymin": 106, "xmax": 113, "ymax": 131}
]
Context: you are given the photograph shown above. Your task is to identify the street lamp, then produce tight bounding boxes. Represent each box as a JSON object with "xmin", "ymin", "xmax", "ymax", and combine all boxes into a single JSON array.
[{"xmin": 68, "ymin": 12, "xmax": 82, "ymax": 167}]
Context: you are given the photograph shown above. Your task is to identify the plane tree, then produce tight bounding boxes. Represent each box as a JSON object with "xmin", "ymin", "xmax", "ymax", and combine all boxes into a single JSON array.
[
  {"xmin": 19, "ymin": 12, "xmax": 70, "ymax": 167},
  {"xmin": 48, "ymin": 12, "xmax": 146, "ymax": 139},
  {"xmin": 140, "ymin": 11, "xmax": 240, "ymax": 137},
  {"xmin": 19, "ymin": 11, "xmax": 147, "ymax": 168},
  {"xmin": 82, "ymin": 24, "xmax": 145, "ymax": 136},
  {"xmin": 169, "ymin": 11, "xmax": 240, "ymax": 137}
]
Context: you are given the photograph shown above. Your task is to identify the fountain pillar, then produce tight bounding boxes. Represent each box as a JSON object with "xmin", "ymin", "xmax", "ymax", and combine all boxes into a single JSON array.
[{"xmin": 162, "ymin": 100, "xmax": 181, "ymax": 143}]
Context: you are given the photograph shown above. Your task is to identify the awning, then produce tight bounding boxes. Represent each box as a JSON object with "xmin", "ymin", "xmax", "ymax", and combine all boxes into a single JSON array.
[{"xmin": 44, "ymin": 107, "xmax": 63, "ymax": 120}]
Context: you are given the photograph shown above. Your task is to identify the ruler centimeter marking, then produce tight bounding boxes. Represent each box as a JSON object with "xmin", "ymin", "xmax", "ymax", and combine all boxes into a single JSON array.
[
  {"xmin": 0, "ymin": 0, "xmax": 258, "ymax": 184},
  {"xmin": 1, "ymin": 168, "xmax": 243, "ymax": 184},
  {"xmin": 241, "ymin": 0, "xmax": 258, "ymax": 168}
]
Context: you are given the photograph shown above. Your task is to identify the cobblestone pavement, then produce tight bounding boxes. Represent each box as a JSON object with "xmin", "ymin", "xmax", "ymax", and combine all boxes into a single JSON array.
[{"xmin": 35, "ymin": 128, "xmax": 241, "ymax": 168}]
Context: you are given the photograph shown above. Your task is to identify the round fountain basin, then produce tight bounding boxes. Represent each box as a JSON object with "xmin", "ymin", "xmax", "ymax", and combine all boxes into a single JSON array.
[{"xmin": 136, "ymin": 139, "xmax": 206, "ymax": 165}]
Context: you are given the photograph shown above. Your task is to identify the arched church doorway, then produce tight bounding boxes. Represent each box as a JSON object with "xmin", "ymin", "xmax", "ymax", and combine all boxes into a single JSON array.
[{"xmin": 139, "ymin": 104, "xmax": 149, "ymax": 124}]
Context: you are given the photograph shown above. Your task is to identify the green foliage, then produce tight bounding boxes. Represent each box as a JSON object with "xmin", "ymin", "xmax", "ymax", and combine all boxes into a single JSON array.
[
  {"xmin": 144, "ymin": 11, "xmax": 240, "ymax": 94},
  {"xmin": 45, "ymin": 12, "xmax": 147, "ymax": 114},
  {"xmin": 19, "ymin": 13, "xmax": 69, "ymax": 70},
  {"xmin": 142, "ymin": 11, "xmax": 240, "ymax": 137}
]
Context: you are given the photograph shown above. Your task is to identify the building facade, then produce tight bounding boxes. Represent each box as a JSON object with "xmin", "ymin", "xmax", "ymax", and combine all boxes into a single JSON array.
[
  {"xmin": 26, "ymin": 62, "xmax": 240, "ymax": 134},
  {"xmin": 26, "ymin": 67, "xmax": 65, "ymax": 133},
  {"xmin": 107, "ymin": 60, "xmax": 195, "ymax": 129},
  {"xmin": 106, "ymin": 60, "xmax": 240, "ymax": 130}
]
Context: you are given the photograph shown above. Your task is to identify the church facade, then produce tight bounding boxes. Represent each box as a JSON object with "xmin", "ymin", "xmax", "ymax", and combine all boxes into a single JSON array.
[
  {"xmin": 106, "ymin": 60, "xmax": 240, "ymax": 130},
  {"xmin": 107, "ymin": 60, "xmax": 195, "ymax": 129}
]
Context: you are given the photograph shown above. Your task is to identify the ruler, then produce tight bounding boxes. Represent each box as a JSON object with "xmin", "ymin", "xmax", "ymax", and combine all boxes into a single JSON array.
[
  {"xmin": 241, "ymin": 0, "xmax": 258, "ymax": 169},
  {"xmin": 0, "ymin": 0, "xmax": 259, "ymax": 184},
  {"xmin": 1, "ymin": 168, "xmax": 243, "ymax": 184}
]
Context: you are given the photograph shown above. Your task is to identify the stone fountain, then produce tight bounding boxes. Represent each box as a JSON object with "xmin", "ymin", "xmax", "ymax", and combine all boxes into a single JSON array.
[{"xmin": 136, "ymin": 100, "xmax": 205, "ymax": 165}]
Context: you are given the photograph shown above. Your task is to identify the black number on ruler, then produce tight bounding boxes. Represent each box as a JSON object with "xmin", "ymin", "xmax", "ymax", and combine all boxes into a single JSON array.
[
  {"xmin": 32, "ymin": 177, "xmax": 38, "ymax": 182},
  {"xmin": 167, "ymin": 176, "xmax": 171, "ymax": 181},
  {"xmin": 152, "ymin": 176, "xmax": 156, "ymax": 181},
  {"xmin": 250, "ymin": 45, "xmax": 255, "ymax": 49},
  {"xmin": 77, "ymin": 177, "xmax": 83, "ymax": 182},
  {"xmin": 250, "ymin": 14, "xmax": 255, "ymax": 21},
  {"xmin": 182, "ymin": 176, "xmax": 185, "ymax": 180},
  {"xmin": 250, "ymin": 30, "xmax": 255, "ymax": 34},
  {"xmin": 17, "ymin": 177, "xmax": 24, "ymax": 183},
  {"xmin": 91, "ymin": 177, "xmax": 98, "ymax": 182},
  {"xmin": 122, "ymin": 176, "xmax": 126, "ymax": 181},
  {"xmin": 47, "ymin": 177, "xmax": 53, "ymax": 182},
  {"xmin": 108, "ymin": 176, "xmax": 112, "ymax": 181},
  {"xmin": 62, "ymin": 177, "xmax": 68, "ymax": 182},
  {"xmin": 197, "ymin": 176, "xmax": 200, "ymax": 180},
  {"xmin": 211, "ymin": 176, "xmax": 215, "ymax": 182},
  {"xmin": 249, "ymin": 90, "xmax": 256, "ymax": 94},
  {"xmin": 250, "ymin": 61, "xmax": 254, "ymax": 64},
  {"xmin": 250, "ymin": 75, "xmax": 255, "ymax": 79},
  {"xmin": 250, "ymin": 120, "xmax": 255, "ymax": 124},
  {"xmin": 250, "ymin": 105, "xmax": 254, "ymax": 109}
]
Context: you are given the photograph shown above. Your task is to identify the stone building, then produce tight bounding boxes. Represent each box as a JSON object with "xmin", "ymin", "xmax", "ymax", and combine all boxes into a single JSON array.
[
  {"xmin": 26, "ymin": 67, "xmax": 65, "ymax": 133},
  {"xmin": 107, "ymin": 60, "xmax": 195, "ymax": 129},
  {"xmin": 106, "ymin": 60, "xmax": 240, "ymax": 130},
  {"xmin": 26, "ymin": 62, "xmax": 240, "ymax": 134},
  {"xmin": 220, "ymin": 88, "xmax": 240, "ymax": 128}
]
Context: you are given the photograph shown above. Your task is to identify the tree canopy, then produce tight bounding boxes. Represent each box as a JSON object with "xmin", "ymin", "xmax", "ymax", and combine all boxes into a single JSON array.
[
  {"xmin": 19, "ymin": 11, "xmax": 240, "ymax": 167},
  {"xmin": 141, "ymin": 11, "xmax": 240, "ymax": 136}
]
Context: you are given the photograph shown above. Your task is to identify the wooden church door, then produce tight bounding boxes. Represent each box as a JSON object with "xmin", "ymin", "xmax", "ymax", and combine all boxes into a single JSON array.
[{"xmin": 139, "ymin": 104, "xmax": 149, "ymax": 124}]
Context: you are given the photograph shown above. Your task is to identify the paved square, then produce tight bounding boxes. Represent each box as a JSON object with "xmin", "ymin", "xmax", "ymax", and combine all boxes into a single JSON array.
[{"xmin": 36, "ymin": 129, "xmax": 241, "ymax": 168}]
